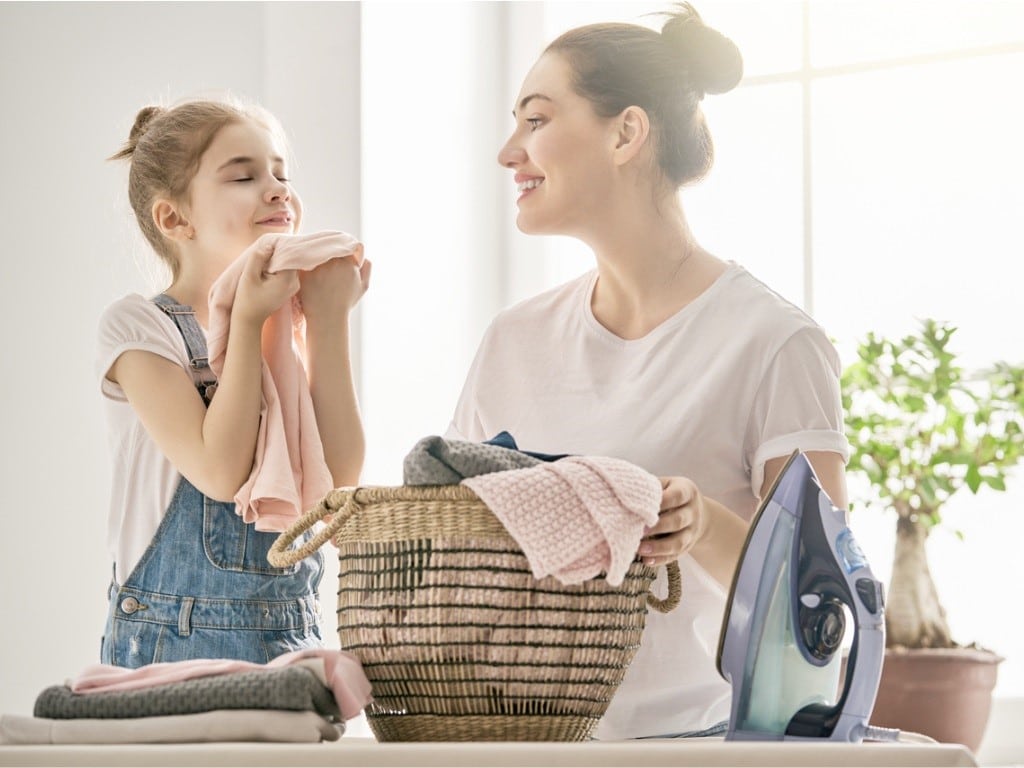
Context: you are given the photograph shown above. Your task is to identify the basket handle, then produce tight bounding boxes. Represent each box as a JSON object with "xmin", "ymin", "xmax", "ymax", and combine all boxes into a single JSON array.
[
  {"xmin": 266, "ymin": 488, "xmax": 359, "ymax": 567},
  {"xmin": 646, "ymin": 560, "xmax": 682, "ymax": 613}
]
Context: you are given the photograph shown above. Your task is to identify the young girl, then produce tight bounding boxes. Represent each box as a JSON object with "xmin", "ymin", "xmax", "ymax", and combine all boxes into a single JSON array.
[
  {"xmin": 97, "ymin": 98, "xmax": 370, "ymax": 667},
  {"xmin": 448, "ymin": 4, "xmax": 849, "ymax": 739}
]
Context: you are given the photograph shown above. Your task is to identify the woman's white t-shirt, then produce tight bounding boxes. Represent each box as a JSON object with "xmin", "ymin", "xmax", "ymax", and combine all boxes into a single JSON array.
[
  {"xmin": 447, "ymin": 263, "xmax": 850, "ymax": 740},
  {"xmin": 96, "ymin": 294, "xmax": 199, "ymax": 585}
]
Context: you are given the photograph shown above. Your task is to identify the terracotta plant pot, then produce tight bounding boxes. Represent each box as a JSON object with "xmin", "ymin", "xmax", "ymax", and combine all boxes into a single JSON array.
[{"xmin": 868, "ymin": 647, "xmax": 1002, "ymax": 753}]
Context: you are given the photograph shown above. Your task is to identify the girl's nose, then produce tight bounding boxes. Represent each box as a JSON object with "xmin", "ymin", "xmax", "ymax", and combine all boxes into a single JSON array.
[
  {"xmin": 497, "ymin": 139, "xmax": 526, "ymax": 168},
  {"xmin": 266, "ymin": 178, "xmax": 290, "ymax": 202}
]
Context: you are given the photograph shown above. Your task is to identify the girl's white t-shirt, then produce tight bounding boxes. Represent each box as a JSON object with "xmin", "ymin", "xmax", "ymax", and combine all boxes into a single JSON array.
[
  {"xmin": 447, "ymin": 263, "xmax": 850, "ymax": 740},
  {"xmin": 96, "ymin": 294, "xmax": 199, "ymax": 585}
]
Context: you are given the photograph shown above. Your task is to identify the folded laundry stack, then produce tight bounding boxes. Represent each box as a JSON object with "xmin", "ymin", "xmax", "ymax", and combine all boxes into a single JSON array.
[{"xmin": 1, "ymin": 648, "xmax": 372, "ymax": 745}]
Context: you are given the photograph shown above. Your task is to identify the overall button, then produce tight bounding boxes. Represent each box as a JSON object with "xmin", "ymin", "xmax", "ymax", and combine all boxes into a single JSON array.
[{"xmin": 119, "ymin": 596, "xmax": 140, "ymax": 615}]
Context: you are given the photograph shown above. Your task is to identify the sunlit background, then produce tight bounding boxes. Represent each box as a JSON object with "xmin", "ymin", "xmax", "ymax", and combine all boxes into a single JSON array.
[{"xmin": 2, "ymin": 0, "xmax": 1022, "ymax": 756}]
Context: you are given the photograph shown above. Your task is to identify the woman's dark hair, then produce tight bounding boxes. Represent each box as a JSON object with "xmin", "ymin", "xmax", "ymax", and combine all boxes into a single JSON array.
[{"xmin": 545, "ymin": 2, "xmax": 742, "ymax": 188}]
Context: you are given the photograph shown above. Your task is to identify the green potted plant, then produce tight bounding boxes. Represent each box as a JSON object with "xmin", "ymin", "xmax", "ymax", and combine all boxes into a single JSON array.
[{"xmin": 841, "ymin": 318, "xmax": 1024, "ymax": 751}]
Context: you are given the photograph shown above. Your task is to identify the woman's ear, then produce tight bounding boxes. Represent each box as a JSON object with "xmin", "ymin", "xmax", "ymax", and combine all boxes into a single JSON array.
[
  {"xmin": 612, "ymin": 105, "xmax": 651, "ymax": 166},
  {"xmin": 152, "ymin": 199, "xmax": 194, "ymax": 242}
]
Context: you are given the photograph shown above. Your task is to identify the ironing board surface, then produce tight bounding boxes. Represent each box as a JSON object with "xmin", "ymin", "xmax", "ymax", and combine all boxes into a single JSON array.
[{"xmin": 0, "ymin": 738, "xmax": 977, "ymax": 767}]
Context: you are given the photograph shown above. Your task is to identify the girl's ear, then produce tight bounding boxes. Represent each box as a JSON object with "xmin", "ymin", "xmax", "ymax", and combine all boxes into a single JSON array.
[
  {"xmin": 152, "ymin": 199, "xmax": 194, "ymax": 242},
  {"xmin": 612, "ymin": 105, "xmax": 651, "ymax": 166}
]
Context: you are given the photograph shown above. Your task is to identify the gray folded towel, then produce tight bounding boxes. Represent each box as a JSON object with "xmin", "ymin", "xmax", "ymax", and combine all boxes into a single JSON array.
[
  {"xmin": 33, "ymin": 666, "xmax": 339, "ymax": 721},
  {"xmin": 402, "ymin": 435, "xmax": 541, "ymax": 486}
]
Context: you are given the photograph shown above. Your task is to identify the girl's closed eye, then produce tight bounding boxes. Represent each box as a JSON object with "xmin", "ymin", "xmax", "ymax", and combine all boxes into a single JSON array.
[{"xmin": 525, "ymin": 117, "xmax": 545, "ymax": 131}]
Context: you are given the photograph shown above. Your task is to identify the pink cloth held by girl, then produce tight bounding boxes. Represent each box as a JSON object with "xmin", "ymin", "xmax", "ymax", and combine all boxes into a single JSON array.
[
  {"xmin": 462, "ymin": 456, "xmax": 663, "ymax": 586},
  {"xmin": 206, "ymin": 230, "xmax": 363, "ymax": 532}
]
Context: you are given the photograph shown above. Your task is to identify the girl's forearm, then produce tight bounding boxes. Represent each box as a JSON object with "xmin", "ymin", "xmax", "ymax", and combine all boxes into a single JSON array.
[
  {"xmin": 198, "ymin": 313, "xmax": 265, "ymax": 499},
  {"xmin": 305, "ymin": 316, "xmax": 365, "ymax": 487}
]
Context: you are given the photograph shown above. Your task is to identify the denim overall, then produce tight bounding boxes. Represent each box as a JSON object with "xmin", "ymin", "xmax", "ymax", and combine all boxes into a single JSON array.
[{"xmin": 100, "ymin": 294, "xmax": 324, "ymax": 667}]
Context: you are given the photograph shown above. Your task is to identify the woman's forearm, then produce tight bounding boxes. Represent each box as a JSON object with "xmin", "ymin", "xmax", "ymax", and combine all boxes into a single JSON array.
[{"xmin": 688, "ymin": 496, "xmax": 749, "ymax": 587}]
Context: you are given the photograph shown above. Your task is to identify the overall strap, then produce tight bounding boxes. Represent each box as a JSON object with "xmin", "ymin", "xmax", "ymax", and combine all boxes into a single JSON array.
[{"xmin": 151, "ymin": 294, "xmax": 218, "ymax": 405}]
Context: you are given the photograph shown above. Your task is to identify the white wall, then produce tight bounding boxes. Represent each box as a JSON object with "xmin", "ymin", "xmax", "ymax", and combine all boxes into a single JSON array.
[{"xmin": 0, "ymin": 1, "xmax": 360, "ymax": 717}]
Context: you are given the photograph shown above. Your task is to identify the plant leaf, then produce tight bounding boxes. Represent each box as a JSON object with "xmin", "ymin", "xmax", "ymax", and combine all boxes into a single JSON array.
[{"xmin": 965, "ymin": 463, "xmax": 982, "ymax": 494}]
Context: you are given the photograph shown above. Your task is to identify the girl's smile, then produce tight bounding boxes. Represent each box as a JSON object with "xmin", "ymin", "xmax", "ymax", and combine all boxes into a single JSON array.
[{"xmin": 256, "ymin": 211, "xmax": 295, "ymax": 228}]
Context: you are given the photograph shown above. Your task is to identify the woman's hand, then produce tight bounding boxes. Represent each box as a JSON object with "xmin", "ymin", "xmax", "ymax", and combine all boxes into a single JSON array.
[
  {"xmin": 638, "ymin": 476, "xmax": 709, "ymax": 566},
  {"xmin": 299, "ymin": 247, "xmax": 372, "ymax": 328}
]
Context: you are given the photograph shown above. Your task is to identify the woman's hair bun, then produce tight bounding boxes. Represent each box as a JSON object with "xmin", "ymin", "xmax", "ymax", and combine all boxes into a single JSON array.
[{"xmin": 661, "ymin": 2, "xmax": 743, "ymax": 97}]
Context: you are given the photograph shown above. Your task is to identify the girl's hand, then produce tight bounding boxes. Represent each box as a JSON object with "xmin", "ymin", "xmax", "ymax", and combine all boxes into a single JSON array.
[
  {"xmin": 298, "ymin": 247, "xmax": 372, "ymax": 327},
  {"xmin": 638, "ymin": 476, "xmax": 709, "ymax": 566},
  {"xmin": 233, "ymin": 234, "xmax": 300, "ymax": 324}
]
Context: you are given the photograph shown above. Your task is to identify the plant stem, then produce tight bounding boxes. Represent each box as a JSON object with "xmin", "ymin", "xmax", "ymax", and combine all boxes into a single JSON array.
[{"xmin": 886, "ymin": 512, "xmax": 954, "ymax": 648}]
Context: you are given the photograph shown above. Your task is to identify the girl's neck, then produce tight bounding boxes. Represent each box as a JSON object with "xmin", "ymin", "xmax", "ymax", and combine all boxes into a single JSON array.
[{"xmin": 166, "ymin": 262, "xmax": 225, "ymax": 329}]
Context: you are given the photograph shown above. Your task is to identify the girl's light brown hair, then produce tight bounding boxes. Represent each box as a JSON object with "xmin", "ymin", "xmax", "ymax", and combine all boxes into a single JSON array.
[{"xmin": 110, "ymin": 99, "xmax": 287, "ymax": 280}]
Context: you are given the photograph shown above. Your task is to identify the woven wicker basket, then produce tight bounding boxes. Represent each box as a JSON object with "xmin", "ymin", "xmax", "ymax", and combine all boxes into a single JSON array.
[{"xmin": 269, "ymin": 484, "xmax": 681, "ymax": 742}]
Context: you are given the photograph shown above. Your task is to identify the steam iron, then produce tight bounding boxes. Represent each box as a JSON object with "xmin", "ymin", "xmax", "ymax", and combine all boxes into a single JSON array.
[{"xmin": 716, "ymin": 450, "xmax": 885, "ymax": 741}]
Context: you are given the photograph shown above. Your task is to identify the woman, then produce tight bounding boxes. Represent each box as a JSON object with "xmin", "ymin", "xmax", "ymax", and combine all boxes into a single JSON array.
[{"xmin": 447, "ymin": 4, "xmax": 850, "ymax": 739}]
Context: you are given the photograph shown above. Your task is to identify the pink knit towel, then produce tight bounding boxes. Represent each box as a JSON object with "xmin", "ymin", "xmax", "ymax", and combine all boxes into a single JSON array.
[
  {"xmin": 207, "ymin": 231, "xmax": 363, "ymax": 532},
  {"xmin": 68, "ymin": 648, "xmax": 372, "ymax": 721},
  {"xmin": 462, "ymin": 456, "xmax": 662, "ymax": 586}
]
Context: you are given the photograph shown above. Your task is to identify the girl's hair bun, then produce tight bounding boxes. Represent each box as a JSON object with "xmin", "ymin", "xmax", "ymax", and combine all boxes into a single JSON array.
[
  {"xmin": 110, "ymin": 105, "xmax": 165, "ymax": 161},
  {"xmin": 661, "ymin": 2, "xmax": 743, "ymax": 97},
  {"xmin": 129, "ymin": 106, "xmax": 165, "ymax": 144}
]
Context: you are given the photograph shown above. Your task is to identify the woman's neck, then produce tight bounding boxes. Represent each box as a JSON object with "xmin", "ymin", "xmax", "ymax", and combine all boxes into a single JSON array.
[{"xmin": 586, "ymin": 201, "xmax": 727, "ymax": 340}]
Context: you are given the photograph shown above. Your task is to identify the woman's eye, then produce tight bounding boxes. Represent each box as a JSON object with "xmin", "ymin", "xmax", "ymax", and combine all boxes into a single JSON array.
[
  {"xmin": 526, "ymin": 117, "xmax": 544, "ymax": 131},
  {"xmin": 231, "ymin": 178, "xmax": 253, "ymax": 183},
  {"xmin": 276, "ymin": 177, "xmax": 290, "ymax": 183}
]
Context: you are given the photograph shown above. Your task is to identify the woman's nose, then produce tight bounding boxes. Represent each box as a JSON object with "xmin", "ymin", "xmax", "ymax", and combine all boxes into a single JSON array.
[{"xmin": 497, "ymin": 139, "xmax": 526, "ymax": 168}]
